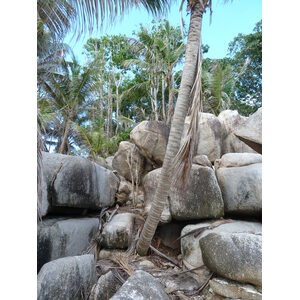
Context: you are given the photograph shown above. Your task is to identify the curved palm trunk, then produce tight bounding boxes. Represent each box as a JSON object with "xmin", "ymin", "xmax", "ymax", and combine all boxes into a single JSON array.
[{"xmin": 137, "ymin": 1, "xmax": 206, "ymax": 255}]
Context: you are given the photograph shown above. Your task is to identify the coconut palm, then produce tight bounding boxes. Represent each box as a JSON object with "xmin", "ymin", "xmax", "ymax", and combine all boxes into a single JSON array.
[
  {"xmin": 40, "ymin": 56, "xmax": 93, "ymax": 154},
  {"xmin": 124, "ymin": 22, "xmax": 184, "ymax": 122},
  {"xmin": 36, "ymin": 0, "xmax": 172, "ymax": 220},
  {"xmin": 202, "ymin": 59, "xmax": 235, "ymax": 115},
  {"xmin": 153, "ymin": 20, "xmax": 185, "ymax": 125},
  {"xmin": 37, "ymin": 0, "xmax": 171, "ymax": 41},
  {"xmin": 137, "ymin": 0, "xmax": 212, "ymax": 255}
]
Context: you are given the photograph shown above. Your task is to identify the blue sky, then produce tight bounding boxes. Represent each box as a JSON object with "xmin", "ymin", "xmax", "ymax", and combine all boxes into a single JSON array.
[{"xmin": 65, "ymin": 0, "xmax": 261, "ymax": 64}]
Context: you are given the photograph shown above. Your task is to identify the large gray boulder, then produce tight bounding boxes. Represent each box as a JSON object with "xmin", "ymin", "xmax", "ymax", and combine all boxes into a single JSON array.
[
  {"xmin": 169, "ymin": 164, "xmax": 224, "ymax": 220},
  {"xmin": 42, "ymin": 152, "xmax": 119, "ymax": 210},
  {"xmin": 143, "ymin": 165, "xmax": 224, "ymax": 221},
  {"xmin": 234, "ymin": 108, "xmax": 262, "ymax": 153},
  {"xmin": 200, "ymin": 232, "xmax": 262, "ymax": 286},
  {"xmin": 218, "ymin": 110, "xmax": 256, "ymax": 155},
  {"xmin": 214, "ymin": 153, "xmax": 262, "ymax": 169},
  {"xmin": 112, "ymin": 141, "xmax": 146, "ymax": 183},
  {"xmin": 37, "ymin": 254, "xmax": 97, "ymax": 300},
  {"xmin": 130, "ymin": 121, "xmax": 170, "ymax": 167},
  {"xmin": 181, "ymin": 220, "xmax": 262, "ymax": 270},
  {"xmin": 216, "ymin": 156, "xmax": 262, "ymax": 217},
  {"xmin": 37, "ymin": 217, "xmax": 98, "ymax": 272},
  {"xmin": 210, "ymin": 277, "xmax": 262, "ymax": 300},
  {"xmin": 101, "ymin": 213, "xmax": 135, "ymax": 249},
  {"xmin": 89, "ymin": 270, "xmax": 122, "ymax": 300},
  {"xmin": 182, "ymin": 113, "xmax": 222, "ymax": 163},
  {"xmin": 111, "ymin": 270, "xmax": 170, "ymax": 300},
  {"xmin": 39, "ymin": 168, "xmax": 50, "ymax": 217}
]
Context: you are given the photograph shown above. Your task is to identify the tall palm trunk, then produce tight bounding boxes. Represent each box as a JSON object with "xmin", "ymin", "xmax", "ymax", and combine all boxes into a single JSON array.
[
  {"xmin": 137, "ymin": 0, "xmax": 206, "ymax": 255},
  {"xmin": 166, "ymin": 70, "xmax": 174, "ymax": 126}
]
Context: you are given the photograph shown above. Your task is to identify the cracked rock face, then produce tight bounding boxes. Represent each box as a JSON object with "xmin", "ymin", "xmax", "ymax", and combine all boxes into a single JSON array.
[
  {"xmin": 200, "ymin": 232, "xmax": 262, "ymax": 287},
  {"xmin": 234, "ymin": 107, "xmax": 262, "ymax": 153},
  {"xmin": 37, "ymin": 217, "xmax": 99, "ymax": 272},
  {"xmin": 110, "ymin": 270, "xmax": 170, "ymax": 300},
  {"xmin": 42, "ymin": 152, "xmax": 119, "ymax": 211},
  {"xmin": 37, "ymin": 254, "xmax": 97, "ymax": 300},
  {"xmin": 218, "ymin": 110, "xmax": 257, "ymax": 155}
]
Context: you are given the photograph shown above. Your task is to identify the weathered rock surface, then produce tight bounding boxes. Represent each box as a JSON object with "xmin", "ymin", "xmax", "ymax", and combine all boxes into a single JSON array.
[
  {"xmin": 153, "ymin": 269, "xmax": 201, "ymax": 295},
  {"xmin": 116, "ymin": 176, "xmax": 132, "ymax": 205},
  {"xmin": 144, "ymin": 165, "xmax": 224, "ymax": 221},
  {"xmin": 37, "ymin": 254, "xmax": 97, "ymax": 300},
  {"xmin": 105, "ymin": 156, "xmax": 114, "ymax": 169},
  {"xmin": 130, "ymin": 120, "xmax": 170, "ymax": 167},
  {"xmin": 170, "ymin": 164, "xmax": 224, "ymax": 220},
  {"xmin": 192, "ymin": 154, "xmax": 212, "ymax": 168},
  {"xmin": 181, "ymin": 220, "xmax": 262, "ymax": 270},
  {"xmin": 143, "ymin": 168, "xmax": 172, "ymax": 223},
  {"xmin": 218, "ymin": 110, "xmax": 256, "ymax": 155},
  {"xmin": 37, "ymin": 217, "xmax": 98, "ymax": 272},
  {"xmin": 200, "ymin": 232, "xmax": 262, "ymax": 286},
  {"xmin": 214, "ymin": 153, "xmax": 262, "ymax": 170},
  {"xmin": 110, "ymin": 270, "xmax": 170, "ymax": 300},
  {"xmin": 216, "ymin": 162, "xmax": 262, "ymax": 217},
  {"xmin": 210, "ymin": 277, "xmax": 262, "ymax": 300},
  {"xmin": 234, "ymin": 108, "xmax": 262, "ymax": 153},
  {"xmin": 42, "ymin": 152, "xmax": 119, "ymax": 210},
  {"xmin": 39, "ymin": 169, "xmax": 50, "ymax": 217},
  {"xmin": 101, "ymin": 213, "xmax": 134, "ymax": 249},
  {"xmin": 112, "ymin": 141, "xmax": 146, "ymax": 183},
  {"xmin": 93, "ymin": 156, "xmax": 112, "ymax": 170},
  {"xmin": 182, "ymin": 113, "xmax": 222, "ymax": 163},
  {"xmin": 89, "ymin": 270, "xmax": 122, "ymax": 300}
]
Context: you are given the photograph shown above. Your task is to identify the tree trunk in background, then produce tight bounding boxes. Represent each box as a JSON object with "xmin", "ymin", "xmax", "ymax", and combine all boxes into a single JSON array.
[
  {"xmin": 99, "ymin": 76, "xmax": 104, "ymax": 119},
  {"xmin": 116, "ymin": 84, "xmax": 119, "ymax": 133},
  {"xmin": 162, "ymin": 74, "xmax": 166, "ymax": 121},
  {"xmin": 136, "ymin": 1, "xmax": 206, "ymax": 255},
  {"xmin": 107, "ymin": 79, "xmax": 112, "ymax": 137},
  {"xmin": 59, "ymin": 117, "xmax": 71, "ymax": 154},
  {"xmin": 166, "ymin": 71, "xmax": 174, "ymax": 126}
]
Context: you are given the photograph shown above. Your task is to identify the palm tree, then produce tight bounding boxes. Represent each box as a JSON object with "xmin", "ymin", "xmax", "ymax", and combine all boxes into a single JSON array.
[
  {"xmin": 40, "ymin": 56, "xmax": 93, "ymax": 154},
  {"xmin": 124, "ymin": 22, "xmax": 184, "ymax": 122},
  {"xmin": 153, "ymin": 20, "xmax": 185, "ymax": 125},
  {"xmin": 37, "ymin": 0, "xmax": 172, "ymax": 218},
  {"xmin": 136, "ymin": 0, "xmax": 212, "ymax": 255},
  {"xmin": 37, "ymin": 0, "xmax": 171, "ymax": 41},
  {"xmin": 202, "ymin": 59, "xmax": 235, "ymax": 115}
]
